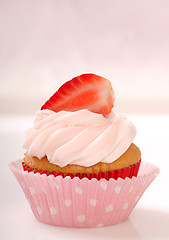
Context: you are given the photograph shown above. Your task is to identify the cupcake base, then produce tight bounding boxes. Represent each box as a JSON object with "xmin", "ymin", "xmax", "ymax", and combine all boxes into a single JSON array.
[
  {"xmin": 22, "ymin": 159, "xmax": 141, "ymax": 180},
  {"xmin": 9, "ymin": 160, "xmax": 159, "ymax": 228}
]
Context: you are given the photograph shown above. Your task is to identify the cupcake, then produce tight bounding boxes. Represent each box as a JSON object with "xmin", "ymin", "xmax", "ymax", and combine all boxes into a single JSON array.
[
  {"xmin": 23, "ymin": 73, "xmax": 141, "ymax": 180},
  {"xmin": 9, "ymin": 73, "xmax": 159, "ymax": 227}
]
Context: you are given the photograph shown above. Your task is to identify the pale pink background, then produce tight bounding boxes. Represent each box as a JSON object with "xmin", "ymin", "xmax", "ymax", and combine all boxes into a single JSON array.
[
  {"xmin": 0, "ymin": 0, "xmax": 169, "ymax": 115},
  {"xmin": 0, "ymin": 2, "xmax": 169, "ymax": 237}
]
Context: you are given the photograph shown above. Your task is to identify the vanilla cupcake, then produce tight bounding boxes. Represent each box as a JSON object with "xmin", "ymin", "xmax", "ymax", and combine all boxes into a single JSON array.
[
  {"xmin": 23, "ymin": 73, "xmax": 141, "ymax": 180},
  {"xmin": 9, "ymin": 73, "xmax": 159, "ymax": 227}
]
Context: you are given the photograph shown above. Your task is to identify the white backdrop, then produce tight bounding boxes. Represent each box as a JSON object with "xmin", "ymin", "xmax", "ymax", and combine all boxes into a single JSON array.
[{"xmin": 0, "ymin": 0, "xmax": 169, "ymax": 115}]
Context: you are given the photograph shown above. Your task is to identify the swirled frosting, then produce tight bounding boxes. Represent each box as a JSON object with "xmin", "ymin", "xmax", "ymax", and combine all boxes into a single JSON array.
[{"xmin": 23, "ymin": 109, "xmax": 136, "ymax": 167}]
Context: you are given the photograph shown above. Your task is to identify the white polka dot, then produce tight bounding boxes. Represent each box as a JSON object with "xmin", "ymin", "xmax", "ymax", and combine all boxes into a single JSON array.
[
  {"xmin": 90, "ymin": 199, "xmax": 97, "ymax": 207},
  {"xmin": 77, "ymin": 215, "xmax": 86, "ymax": 222},
  {"xmin": 76, "ymin": 187, "xmax": 83, "ymax": 195},
  {"xmin": 29, "ymin": 186, "xmax": 35, "ymax": 195},
  {"xmin": 64, "ymin": 199, "xmax": 72, "ymax": 207},
  {"xmin": 115, "ymin": 186, "xmax": 121, "ymax": 194},
  {"xmin": 135, "ymin": 195, "xmax": 140, "ymax": 202},
  {"xmin": 105, "ymin": 204, "xmax": 114, "ymax": 212},
  {"xmin": 122, "ymin": 202, "xmax": 129, "ymax": 210},
  {"xmin": 129, "ymin": 186, "xmax": 134, "ymax": 192},
  {"xmin": 37, "ymin": 207, "xmax": 42, "ymax": 215},
  {"xmin": 42, "ymin": 187, "xmax": 47, "ymax": 194},
  {"xmin": 100, "ymin": 182, "xmax": 107, "ymax": 190},
  {"xmin": 53, "ymin": 183, "xmax": 59, "ymax": 190},
  {"xmin": 96, "ymin": 223, "xmax": 104, "ymax": 227},
  {"xmin": 50, "ymin": 207, "xmax": 57, "ymax": 215}
]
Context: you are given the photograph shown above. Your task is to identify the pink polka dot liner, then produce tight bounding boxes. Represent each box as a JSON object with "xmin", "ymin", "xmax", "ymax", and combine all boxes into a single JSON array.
[
  {"xmin": 22, "ymin": 159, "xmax": 141, "ymax": 180},
  {"xmin": 9, "ymin": 160, "xmax": 159, "ymax": 228}
]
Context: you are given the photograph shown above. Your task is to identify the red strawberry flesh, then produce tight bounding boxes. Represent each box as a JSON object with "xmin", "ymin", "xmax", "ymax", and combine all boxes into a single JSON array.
[{"xmin": 41, "ymin": 73, "xmax": 115, "ymax": 115}]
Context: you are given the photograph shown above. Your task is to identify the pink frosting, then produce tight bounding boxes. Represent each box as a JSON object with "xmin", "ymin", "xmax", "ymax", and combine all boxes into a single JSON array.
[{"xmin": 23, "ymin": 109, "xmax": 136, "ymax": 167}]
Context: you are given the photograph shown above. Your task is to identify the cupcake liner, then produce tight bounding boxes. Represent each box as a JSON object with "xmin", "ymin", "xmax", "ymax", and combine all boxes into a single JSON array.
[
  {"xmin": 22, "ymin": 159, "xmax": 141, "ymax": 180},
  {"xmin": 9, "ymin": 160, "xmax": 159, "ymax": 228}
]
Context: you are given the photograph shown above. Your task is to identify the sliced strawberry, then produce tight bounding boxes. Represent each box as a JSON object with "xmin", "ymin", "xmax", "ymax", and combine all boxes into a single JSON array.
[{"xmin": 41, "ymin": 73, "xmax": 115, "ymax": 115}]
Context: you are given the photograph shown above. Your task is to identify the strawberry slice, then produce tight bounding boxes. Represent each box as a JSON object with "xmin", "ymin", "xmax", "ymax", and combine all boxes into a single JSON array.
[{"xmin": 41, "ymin": 73, "xmax": 115, "ymax": 115}]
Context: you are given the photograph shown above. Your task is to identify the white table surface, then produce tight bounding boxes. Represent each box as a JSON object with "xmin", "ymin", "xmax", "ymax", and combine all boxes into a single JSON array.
[{"xmin": 0, "ymin": 115, "xmax": 169, "ymax": 240}]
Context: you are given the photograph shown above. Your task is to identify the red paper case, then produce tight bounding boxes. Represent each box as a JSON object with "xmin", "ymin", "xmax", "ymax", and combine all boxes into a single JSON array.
[{"xmin": 22, "ymin": 159, "xmax": 141, "ymax": 181}]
